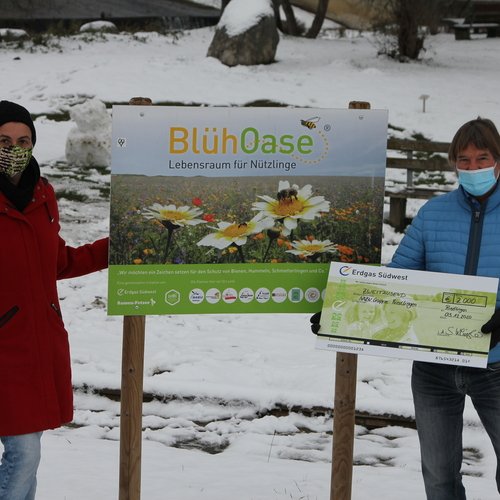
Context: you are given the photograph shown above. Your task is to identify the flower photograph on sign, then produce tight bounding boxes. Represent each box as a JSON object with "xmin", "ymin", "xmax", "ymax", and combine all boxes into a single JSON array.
[{"xmin": 109, "ymin": 175, "xmax": 383, "ymax": 266}]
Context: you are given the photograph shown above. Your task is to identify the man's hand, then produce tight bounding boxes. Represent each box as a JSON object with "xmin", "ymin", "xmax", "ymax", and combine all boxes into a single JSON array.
[
  {"xmin": 310, "ymin": 311, "xmax": 321, "ymax": 334},
  {"xmin": 481, "ymin": 309, "xmax": 500, "ymax": 348}
]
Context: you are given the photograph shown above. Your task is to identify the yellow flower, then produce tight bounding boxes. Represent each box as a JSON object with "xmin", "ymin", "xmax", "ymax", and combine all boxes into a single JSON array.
[{"xmin": 252, "ymin": 181, "xmax": 330, "ymax": 235}]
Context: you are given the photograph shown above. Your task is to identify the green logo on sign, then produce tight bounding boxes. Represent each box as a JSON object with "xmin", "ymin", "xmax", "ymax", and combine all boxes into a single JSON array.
[{"xmin": 165, "ymin": 289, "xmax": 181, "ymax": 305}]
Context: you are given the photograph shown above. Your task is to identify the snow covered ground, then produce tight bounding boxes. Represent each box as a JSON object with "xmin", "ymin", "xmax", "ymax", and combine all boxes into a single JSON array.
[{"xmin": 2, "ymin": 10, "xmax": 500, "ymax": 500}]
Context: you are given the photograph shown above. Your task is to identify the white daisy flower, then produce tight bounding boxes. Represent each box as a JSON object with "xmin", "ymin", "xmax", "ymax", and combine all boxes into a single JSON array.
[
  {"xmin": 286, "ymin": 239, "xmax": 338, "ymax": 257},
  {"xmin": 141, "ymin": 203, "xmax": 206, "ymax": 227},
  {"xmin": 197, "ymin": 215, "xmax": 274, "ymax": 250},
  {"xmin": 252, "ymin": 181, "xmax": 330, "ymax": 235}
]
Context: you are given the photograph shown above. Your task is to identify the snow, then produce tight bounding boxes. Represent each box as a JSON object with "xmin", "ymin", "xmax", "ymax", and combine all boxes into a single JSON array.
[
  {"xmin": 219, "ymin": 0, "xmax": 273, "ymax": 36},
  {"xmin": 65, "ymin": 97, "xmax": 112, "ymax": 167},
  {"xmin": 79, "ymin": 21, "xmax": 118, "ymax": 33},
  {"xmin": 0, "ymin": 28, "xmax": 28, "ymax": 39},
  {"xmin": 1, "ymin": 7, "xmax": 500, "ymax": 499}
]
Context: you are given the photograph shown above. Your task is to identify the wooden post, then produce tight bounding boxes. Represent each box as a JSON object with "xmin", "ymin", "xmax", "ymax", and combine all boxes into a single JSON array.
[
  {"xmin": 331, "ymin": 351, "xmax": 358, "ymax": 499},
  {"xmin": 118, "ymin": 96, "xmax": 151, "ymax": 500},
  {"xmin": 330, "ymin": 100, "xmax": 370, "ymax": 500},
  {"xmin": 388, "ymin": 197, "xmax": 407, "ymax": 233},
  {"xmin": 119, "ymin": 315, "xmax": 146, "ymax": 500}
]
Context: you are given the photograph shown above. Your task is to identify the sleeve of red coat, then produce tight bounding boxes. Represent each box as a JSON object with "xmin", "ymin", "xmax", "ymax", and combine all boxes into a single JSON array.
[{"xmin": 57, "ymin": 236, "xmax": 109, "ymax": 280}]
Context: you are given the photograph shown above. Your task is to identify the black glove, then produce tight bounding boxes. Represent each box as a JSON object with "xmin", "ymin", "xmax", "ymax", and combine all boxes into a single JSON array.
[
  {"xmin": 310, "ymin": 311, "xmax": 321, "ymax": 335},
  {"xmin": 481, "ymin": 309, "xmax": 500, "ymax": 348}
]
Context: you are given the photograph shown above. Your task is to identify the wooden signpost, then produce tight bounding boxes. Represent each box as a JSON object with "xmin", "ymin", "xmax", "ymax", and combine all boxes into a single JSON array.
[
  {"xmin": 119, "ymin": 315, "xmax": 146, "ymax": 500},
  {"xmin": 114, "ymin": 99, "xmax": 372, "ymax": 500},
  {"xmin": 118, "ymin": 97, "xmax": 151, "ymax": 500},
  {"xmin": 330, "ymin": 100, "xmax": 370, "ymax": 500}
]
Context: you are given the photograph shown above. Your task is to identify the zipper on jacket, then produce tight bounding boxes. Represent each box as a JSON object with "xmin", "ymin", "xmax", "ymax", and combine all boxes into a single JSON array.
[
  {"xmin": 44, "ymin": 202, "xmax": 54, "ymax": 223},
  {"xmin": 51, "ymin": 303, "xmax": 62, "ymax": 318},
  {"xmin": 0, "ymin": 305, "xmax": 20, "ymax": 328},
  {"xmin": 464, "ymin": 203, "xmax": 486, "ymax": 276}
]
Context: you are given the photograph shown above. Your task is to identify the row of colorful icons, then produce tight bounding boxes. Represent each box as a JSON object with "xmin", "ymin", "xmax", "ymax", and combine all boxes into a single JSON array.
[{"xmin": 183, "ymin": 286, "xmax": 325, "ymax": 305}]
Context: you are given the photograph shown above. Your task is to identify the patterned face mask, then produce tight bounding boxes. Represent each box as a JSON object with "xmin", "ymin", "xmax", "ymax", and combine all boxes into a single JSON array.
[{"xmin": 0, "ymin": 145, "xmax": 33, "ymax": 177}]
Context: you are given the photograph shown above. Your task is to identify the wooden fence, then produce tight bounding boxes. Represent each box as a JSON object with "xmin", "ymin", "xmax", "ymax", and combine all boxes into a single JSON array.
[{"xmin": 385, "ymin": 137, "xmax": 453, "ymax": 231}]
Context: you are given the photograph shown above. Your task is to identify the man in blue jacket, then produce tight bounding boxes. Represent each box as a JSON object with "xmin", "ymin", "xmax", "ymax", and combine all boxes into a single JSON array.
[
  {"xmin": 312, "ymin": 117, "xmax": 500, "ymax": 499},
  {"xmin": 389, "ymin": 117, "xmax": 500, "ymax": 500}
]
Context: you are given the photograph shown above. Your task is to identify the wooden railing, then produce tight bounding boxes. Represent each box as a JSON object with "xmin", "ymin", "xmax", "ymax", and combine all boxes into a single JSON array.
[{"xmin": 385, "ymin": 137, "xmax": 453, "ymax": 231}]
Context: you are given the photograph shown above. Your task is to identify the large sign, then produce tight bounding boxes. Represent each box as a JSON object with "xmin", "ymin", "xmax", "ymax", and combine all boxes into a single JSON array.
[
  {"xmin": 107, "ymin": 106, "xmax": 388, "ymax": 315},
  {"xmin": 316, "ymin": 263, "xmax": 498, "ymax": 367}
]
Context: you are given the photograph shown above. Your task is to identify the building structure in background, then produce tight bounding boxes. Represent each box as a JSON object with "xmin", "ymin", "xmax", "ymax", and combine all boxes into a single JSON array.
[
  {"xmin": 291, "ymin": 0, "xmax": 378, "ymax": 29},
  {"xmin": 3, "ymin": 0, "xmax": 500, "ymax": 34},
  {"xmin": 291, "ymin": 0, "xmax": 500, "ymax": 29},
  {"xmin": 0, "ymin": 0, "xmax": 219, "ymax": 31}
]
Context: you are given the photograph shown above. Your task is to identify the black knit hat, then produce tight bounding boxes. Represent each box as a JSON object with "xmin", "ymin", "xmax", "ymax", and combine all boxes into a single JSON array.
[{"xmin": 0, "ymin": 101, "xmax": 36, "ymax": 145}]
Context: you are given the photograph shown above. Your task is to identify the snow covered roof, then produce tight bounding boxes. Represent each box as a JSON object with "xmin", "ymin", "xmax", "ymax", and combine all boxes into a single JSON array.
[{"xmin": 0, "ymin": 0, "xmax": 219, "ymax": 20}]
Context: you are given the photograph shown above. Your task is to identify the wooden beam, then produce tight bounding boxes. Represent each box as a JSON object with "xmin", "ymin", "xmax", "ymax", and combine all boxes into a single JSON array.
[
  {"xmin": 118, "ymin": 96, "xmax": 151, "ymax": 500},
  {"xmin": 330, "ymin": 99, "xmax": 370, "ymax": 500},
  {"xmin": 119, "ymin": 315, "xmax": 146, "ymax": 500}
]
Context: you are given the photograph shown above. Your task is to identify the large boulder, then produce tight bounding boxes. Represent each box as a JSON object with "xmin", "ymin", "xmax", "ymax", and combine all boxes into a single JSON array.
[{"xmin": 207, "ymin": 0, "xmax": 279, "ymax": 67}]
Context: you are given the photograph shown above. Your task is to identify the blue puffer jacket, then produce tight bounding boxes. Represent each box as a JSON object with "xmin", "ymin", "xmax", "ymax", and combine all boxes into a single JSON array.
[{"xmin": 390, "ymin": 182, "xmax": 500, "ymax": 363}]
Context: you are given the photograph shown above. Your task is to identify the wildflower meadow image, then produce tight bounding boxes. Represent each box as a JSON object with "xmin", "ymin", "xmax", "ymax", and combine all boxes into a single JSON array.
[{"xmin": 109, "ymin": 175, "xmax": 384, "ymax": 266}]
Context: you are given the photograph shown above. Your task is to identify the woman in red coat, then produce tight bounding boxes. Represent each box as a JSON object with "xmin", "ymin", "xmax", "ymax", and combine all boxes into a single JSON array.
[{"xmin": 0, "ymin": 101, "xmax": 108, "ymax": 500}]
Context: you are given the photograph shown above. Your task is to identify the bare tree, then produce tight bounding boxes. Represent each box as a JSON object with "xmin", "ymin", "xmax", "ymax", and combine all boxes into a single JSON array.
[
  {"xmin": 221, "ymin": 0, "xmax": 231, "ymax": 14},
  {"xmin": 273, "ymin": 0, "xmax": 300, "ymax": 36},
  {"xmin": 305, "ymin": 0, "xmax": 330, "ymax": 38},
  {"xmin": 271, "ymin": 0, "xmax": 284, "ymax": 32},
  {"xmin": 371, "ymin": 0, "xmax": 457, "ymax": 60},
  {"xmin": 394, "ymin": 0, "xmax": 423, "ymax": 60},
  {"xmin": 273, "ymin": 0, "xmax": 330, "ymax": 38}
]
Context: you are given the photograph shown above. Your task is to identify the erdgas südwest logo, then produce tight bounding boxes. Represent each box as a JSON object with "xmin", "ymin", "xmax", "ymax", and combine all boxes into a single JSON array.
[
  {"xmin": 339, "ymin": 266, "xmax": 353, "ymax": 276},
  {"xmin": 339, "ymin": 265, "xmax": 378, "ymax": 278}
]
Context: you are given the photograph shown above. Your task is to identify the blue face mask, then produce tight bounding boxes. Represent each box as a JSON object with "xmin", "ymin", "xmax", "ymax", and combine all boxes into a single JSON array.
[{"xmin": 457, "ymin": 164, "xmax": 499, "ymax": 196}]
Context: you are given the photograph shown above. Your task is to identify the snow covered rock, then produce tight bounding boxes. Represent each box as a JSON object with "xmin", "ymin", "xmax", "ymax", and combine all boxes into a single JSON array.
[
  {"xmin": 207, "ymin": 0, "xmax": 279, "ymax": 67},
  {"xmin": 79, "ymin": 21, "xmax": 118, "ymax": 33},
  {"xmin": 65, "ymin": 98, "xmax": 111, "ymax": 168},
  {"xmin": 0, "ymin": 28, "xmax": 29, "ymax": 41}
]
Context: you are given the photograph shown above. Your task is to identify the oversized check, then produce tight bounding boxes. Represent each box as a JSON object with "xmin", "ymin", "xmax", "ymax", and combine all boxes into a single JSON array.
[{"xmin": 316, "ymin": 263, "xmax": 498, "ymax": 367}]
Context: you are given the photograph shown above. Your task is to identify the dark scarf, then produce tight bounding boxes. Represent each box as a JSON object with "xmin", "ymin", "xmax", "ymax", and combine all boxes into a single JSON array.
[{"xmin": 0, "ymin": 158, "xmax": 41, "ymax": 212}]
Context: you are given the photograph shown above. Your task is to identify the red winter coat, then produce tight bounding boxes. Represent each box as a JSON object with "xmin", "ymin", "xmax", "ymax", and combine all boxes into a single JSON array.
[{"xmin": 0, "ymin": 177, "xmax": 108, "ymax": 436}]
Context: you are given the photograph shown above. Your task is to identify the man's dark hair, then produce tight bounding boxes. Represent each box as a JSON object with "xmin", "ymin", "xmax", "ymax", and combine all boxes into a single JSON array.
[{"xmin": 449, "ymin": 117, "xmax": 500, "ymax": 165}]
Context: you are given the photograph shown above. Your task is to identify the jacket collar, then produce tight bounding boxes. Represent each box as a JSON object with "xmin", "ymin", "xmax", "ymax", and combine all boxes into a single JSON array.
[
  {"xmin": 457, "ymin": 181, "xmax": 500, "ymax": 212},
  {"xmin": 0, "ymin": 178, "xmax": 50, "ymax": 216}
]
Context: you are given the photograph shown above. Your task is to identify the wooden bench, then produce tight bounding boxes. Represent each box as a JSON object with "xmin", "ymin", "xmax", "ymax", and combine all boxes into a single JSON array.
[
  {"xmin": 450, "ymin": 2, "xmax": 500, "ymax": 40},
  {"xmin": 385, "ymin": 138, "xmax": 453, "ymax": 232},
  {"xmin": 453, "ymin": 22, "xmax": 500, "ymax": 39}
]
